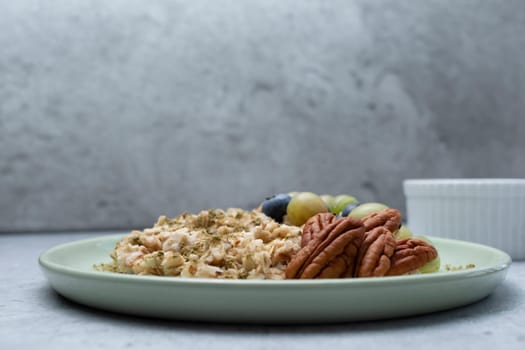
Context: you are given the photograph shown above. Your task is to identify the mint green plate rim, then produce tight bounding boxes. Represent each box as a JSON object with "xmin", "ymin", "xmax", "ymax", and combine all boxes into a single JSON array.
[
  {"xmin": 38, "ymin": 234, "xmax": 512, "ymax": 323},
  {"xmin": 39, "ymin": 234, "xmax": 511, "ymax": 287}
]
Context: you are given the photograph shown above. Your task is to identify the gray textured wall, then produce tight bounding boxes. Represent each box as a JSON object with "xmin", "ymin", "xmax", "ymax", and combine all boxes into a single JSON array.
[{"xmin": 1, "ymin": 0, "xmax": 525, "ymax": 232}]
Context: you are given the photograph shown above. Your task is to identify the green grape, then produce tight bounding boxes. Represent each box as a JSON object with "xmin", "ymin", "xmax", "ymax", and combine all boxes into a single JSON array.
[
  {"xmin": 286, "ymin": 192, "xmax": 328, "ymax": 226},
  {"xmin": 418, "ymin": 256, "xmax": 441, "ymax": 273},
  {"xmin": 288, "ymin": 191, "xmax": 300, "ymax": 198},
  {"xmin": 348, "ymin": 202, "xmax": 389, "ymax": 219},
  {"xmin": 331, "ymin": 194, "xmax": 358, "ymax": 215},
  {"xmin": 395, "ymin": 225, "xmax": 413, "ymax": 240},
  {"xmin": 320, "ymin": 194, "xmax": 336, "ymax": 210}
]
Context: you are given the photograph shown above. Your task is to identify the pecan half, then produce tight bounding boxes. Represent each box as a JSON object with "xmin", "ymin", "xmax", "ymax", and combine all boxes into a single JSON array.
[
  {"xmin": 286, "ymin": 214, "xmax": 364, "ymax": 279},
  {"xmin": 301, "ymin": 212, "xmax": 337, "ymax": 247},
  {"xmin": 362, "ymin": 208, "xmax": 402, "ymax": 233},
  {"xmin": 386, "ymin": 238, "xmax": 438, "ymax": 276},
  {"xmin": 354, "ymin": 227, "xmax": 396, "ymax": 277}
]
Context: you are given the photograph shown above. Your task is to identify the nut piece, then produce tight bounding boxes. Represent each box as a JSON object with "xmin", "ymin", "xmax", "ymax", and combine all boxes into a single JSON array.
[
  {"xmin": 286, "ymin": 214, "xmax": 364, "ymax": 279},
  {"xmin": 301, "ymin": 212, "xmax": 337, "ymax": 247},
  {"xmin": 355, "ymin": 227, "xmax": 396, "ymax": 277},
  {"xmin": 386, "ymin": 238, "xmax": 439, "ymax": 276},
  {"xmin": 362, "ymin": 208, "xmax": 402, "ymax": 233}
]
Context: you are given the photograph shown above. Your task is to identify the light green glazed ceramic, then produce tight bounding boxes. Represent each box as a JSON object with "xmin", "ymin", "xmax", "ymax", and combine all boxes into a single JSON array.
[{"xmin": 39, "ymin": 235, "xmax": 511, "ymax": 324}]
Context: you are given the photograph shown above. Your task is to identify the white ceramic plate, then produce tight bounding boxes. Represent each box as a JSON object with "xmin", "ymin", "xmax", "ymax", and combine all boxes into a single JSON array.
[{"xmin": 39, "ymin": 234, "xmax": 511, "ymax": 324}]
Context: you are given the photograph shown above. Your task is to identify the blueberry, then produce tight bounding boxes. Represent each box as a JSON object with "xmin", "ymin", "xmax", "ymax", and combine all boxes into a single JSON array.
[
  {"xmin": 340, "ymin": 202, "xmax": 360, "ymax": 217},
  {"xmin": 261, "ymin": 193, "xmax": 292, "ymax": 223}
]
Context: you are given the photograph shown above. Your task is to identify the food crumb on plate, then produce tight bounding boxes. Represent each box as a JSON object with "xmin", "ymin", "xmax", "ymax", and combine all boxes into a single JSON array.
[{"xmin": 444, "ymin": 263, "xmax": 476, "ymax": 271}]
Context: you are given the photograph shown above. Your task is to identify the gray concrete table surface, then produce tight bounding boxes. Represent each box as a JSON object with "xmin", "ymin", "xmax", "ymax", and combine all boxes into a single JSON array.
[{"xmin": 1, "ymin": 232, "xmax": 524, "ymax": 350}]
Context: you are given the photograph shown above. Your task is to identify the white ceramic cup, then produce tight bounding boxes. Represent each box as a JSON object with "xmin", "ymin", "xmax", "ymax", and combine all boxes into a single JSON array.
[{"xmin": 404, "ymin": 179, "xmax": 525, "ymax": 260}]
